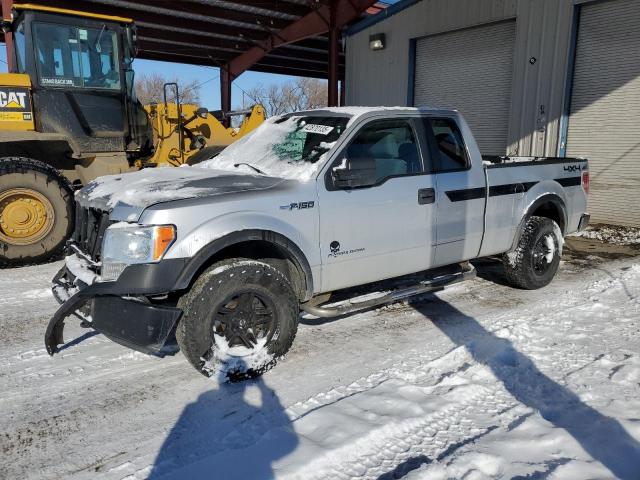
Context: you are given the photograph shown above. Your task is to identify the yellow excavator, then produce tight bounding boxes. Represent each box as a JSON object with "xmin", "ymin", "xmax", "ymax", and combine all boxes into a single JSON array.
[{"xmin": 0, "ymin": 4, "xmax": 265, "ymax": 266}]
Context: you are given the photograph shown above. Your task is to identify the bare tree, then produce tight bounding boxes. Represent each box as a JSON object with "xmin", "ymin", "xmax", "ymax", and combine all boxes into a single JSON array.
[
  {"xmin": 244, "ymin": 77, "xmax": 328, "ymax": 117},
  {"xmin": 135, "ymin": 72, "xmax": 202, "ymax": 105}
]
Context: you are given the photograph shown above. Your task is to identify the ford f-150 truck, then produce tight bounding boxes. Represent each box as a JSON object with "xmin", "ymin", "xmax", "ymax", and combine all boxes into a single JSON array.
[{"xmin": 45, "ymin": 107, "xmax": 590, "ymax": 380}]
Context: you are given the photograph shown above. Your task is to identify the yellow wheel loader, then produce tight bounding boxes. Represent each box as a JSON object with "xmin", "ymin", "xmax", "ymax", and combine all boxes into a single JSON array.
[{"xmin": 0, "ymin": 4, "xmax": 265, "ymax": 267}]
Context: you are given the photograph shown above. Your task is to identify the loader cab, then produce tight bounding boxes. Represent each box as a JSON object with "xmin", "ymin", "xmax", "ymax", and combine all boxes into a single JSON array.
[{"xmin": 9, "ymin": 5, "xmax": 151, "ymax": 156}]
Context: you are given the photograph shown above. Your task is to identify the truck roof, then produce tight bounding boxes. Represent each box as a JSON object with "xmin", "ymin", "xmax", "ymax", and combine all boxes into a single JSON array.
[{"xmin": 290, "ymin": 106, "xmax": 458, "ymax": 121}]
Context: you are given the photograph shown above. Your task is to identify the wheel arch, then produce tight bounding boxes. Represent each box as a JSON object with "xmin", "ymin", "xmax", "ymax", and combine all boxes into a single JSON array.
[
  {"xmin": 0, "ymin": 133, "xmax": 78, "ymax": 172},
  {"xmin": 510, "ymin": 194, "xmax": 567, "ymax": 251},
  {"xmin": 174, "ymin": 229, "xmax": 314, "ymax": 301}
]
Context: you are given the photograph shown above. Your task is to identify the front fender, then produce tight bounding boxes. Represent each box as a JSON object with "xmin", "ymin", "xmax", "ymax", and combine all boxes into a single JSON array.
[
  {"xmin": 166, "ymin": 210, "xmax": 318, "ymax": 266},
  {"xmin": 165, "ymin": 211, "xmax": 319, "ymax": 299}
]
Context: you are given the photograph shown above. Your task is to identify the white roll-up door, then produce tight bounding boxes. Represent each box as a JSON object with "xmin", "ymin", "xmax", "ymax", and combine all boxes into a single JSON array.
[
  {"xmin": 565, "ymin": 0, "xmax": 640, "ymax": 226},
  {"xmin": 413, "ymin": 21, "xmax": 516, "ymax": 156}
]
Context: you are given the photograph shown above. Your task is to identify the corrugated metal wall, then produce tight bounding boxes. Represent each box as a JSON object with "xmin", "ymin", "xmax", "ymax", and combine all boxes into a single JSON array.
[
  {"xmin": 413, "ymin": 21, "xmax": 516, "ymax": 155},
  {"xmin": 565, "ymin": 0, "xmax": 640, "ymax": 226},
  {"xmin": 346, "ymin": 0, "xmax": 640, "ymax": 225},
  {"xmin": 345, "ymin": 0, "xmax": 517, "ymax": 107},
  {"xmin": 345, "ymin": 0, "xmax": 574, "ymax": 157}
]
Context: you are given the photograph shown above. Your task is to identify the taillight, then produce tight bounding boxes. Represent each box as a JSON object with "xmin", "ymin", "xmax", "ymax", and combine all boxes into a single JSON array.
[{"xmin": 581, "ymin": 171, "xmax": 590, "ymax": 194}]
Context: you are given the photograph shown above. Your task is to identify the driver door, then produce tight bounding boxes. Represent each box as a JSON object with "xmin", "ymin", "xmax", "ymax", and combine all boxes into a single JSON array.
[{"xmin": 317, "ymin": 117, "xmax": 436, "ymax": 292}]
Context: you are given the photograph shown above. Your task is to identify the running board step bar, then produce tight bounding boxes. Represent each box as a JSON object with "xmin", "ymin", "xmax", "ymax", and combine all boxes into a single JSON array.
[{"xmin": 301, "ymin": 265, "xmax": 476, "ymax": 318}]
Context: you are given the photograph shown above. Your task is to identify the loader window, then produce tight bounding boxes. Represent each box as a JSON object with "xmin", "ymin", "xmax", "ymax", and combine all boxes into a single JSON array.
[
  {"xmin": 14, "ymin": 22, "xmax": 26, "ymax": 73},
  {"xmin": 34, "ymin": 22, "xmax": 121, "ymax": 90}
]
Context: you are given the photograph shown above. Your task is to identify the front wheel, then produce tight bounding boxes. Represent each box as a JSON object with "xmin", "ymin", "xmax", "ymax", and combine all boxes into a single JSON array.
[
  {"xmin": 503, "ymin": 216, "xmax": 562, "ymax": 290},
  {"xmin": 176, "ymin": 260, "xmax": 299, "ymax": 381},
  {"xmin": 0, "ymin": 157, "xmax": 74, "ymax": 267}
]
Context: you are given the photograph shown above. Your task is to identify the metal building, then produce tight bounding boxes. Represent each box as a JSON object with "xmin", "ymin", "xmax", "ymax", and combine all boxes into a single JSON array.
[{"xmin": 345, "ymin": 0, "xmax": 640, "ymax": 226}]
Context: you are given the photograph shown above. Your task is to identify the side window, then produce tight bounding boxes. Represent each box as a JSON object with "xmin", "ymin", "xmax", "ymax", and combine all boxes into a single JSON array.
[
  {"xmin": 334, "ymin": 119, "xmax": 423, "ymax": 187},
  {"xmin": 427, "ymin": 118, "xmax": 469, "ymax": 172},
  {"xmin": 14, "ymin": 22, "xmax": 26, "ymax": 73}
]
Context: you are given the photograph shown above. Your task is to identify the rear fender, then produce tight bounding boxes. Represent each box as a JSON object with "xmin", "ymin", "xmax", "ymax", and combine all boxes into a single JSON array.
[{"xmin": 510, "ymin": 193, "xmax": 567, "ymax": 251}]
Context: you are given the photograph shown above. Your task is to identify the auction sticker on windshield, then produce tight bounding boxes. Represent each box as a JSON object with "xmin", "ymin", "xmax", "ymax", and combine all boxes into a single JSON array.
[{"xmin": 302, "ymin": 124, "xmax": 334, "ymax": 135}]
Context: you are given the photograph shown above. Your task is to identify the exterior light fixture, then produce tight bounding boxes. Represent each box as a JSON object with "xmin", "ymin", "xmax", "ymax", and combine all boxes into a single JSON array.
[{"xmin": 369, "ymin": 33, "xmax": 385, "ymax": 51}]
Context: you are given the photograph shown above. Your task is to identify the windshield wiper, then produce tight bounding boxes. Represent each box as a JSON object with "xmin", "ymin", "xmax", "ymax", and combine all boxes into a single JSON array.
[
  {"xmin": 94, "ymin": 24, "xmax": 106, "ymax": 53},
  {"xmin": 234, "ymin": 163, "xmax": 267, "ymax": 175}
]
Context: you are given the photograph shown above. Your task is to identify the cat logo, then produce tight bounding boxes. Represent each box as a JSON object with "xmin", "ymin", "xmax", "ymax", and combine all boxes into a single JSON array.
[
  {"xmin": 0, "ymin": 90, "xmax": 28, "ymax": 109},
  {"xmin": 0, "ymin": 86, "xmax": 32, "ymax": 124}
]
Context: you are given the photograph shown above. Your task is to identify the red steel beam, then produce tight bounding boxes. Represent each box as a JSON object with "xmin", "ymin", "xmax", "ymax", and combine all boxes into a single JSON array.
[
  {"xmin": 220, "ymin": 66, "xmax": 232, "ymax": 120},
  {"xmin": 2, "ymin": 0, "xmax": 13, "ymax": 72},
  {"xmin": 327, "ymin": 0, "xmax": 339, "ymax": 107},
  {"xmin": 225, "ymin": 0, "xmax": 377, "ymax": 80}
]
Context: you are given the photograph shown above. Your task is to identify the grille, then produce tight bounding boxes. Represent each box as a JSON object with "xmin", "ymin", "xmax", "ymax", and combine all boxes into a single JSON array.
[{"xmin": 72, "ymin": 203, "xmax": 111, "ymax": 262}]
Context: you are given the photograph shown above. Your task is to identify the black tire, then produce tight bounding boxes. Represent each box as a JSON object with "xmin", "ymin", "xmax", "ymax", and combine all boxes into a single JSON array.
[
  {"xmin": 176, "ymin": 259, "xmax": 299, "ymax": 381},
  {"xmin": 503, "ymin": 216, "xmax": 562, "ymax": 290},
  {"xmin": 0, "ymin": 157, "xmax": 74, "ymax": 268},
  {"xmin": 186, "ymin": 145, "xmax": 226, "ymax": 166}
]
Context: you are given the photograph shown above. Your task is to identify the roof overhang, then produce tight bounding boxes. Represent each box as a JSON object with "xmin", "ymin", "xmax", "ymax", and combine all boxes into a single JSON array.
[{"xmin": 9, "ymin": 0, "xmax": 386, "ymax": 79}]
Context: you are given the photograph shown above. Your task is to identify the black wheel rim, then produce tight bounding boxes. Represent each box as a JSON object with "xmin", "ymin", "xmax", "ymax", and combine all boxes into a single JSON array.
[
  {"xmin": 212, "ymin": 289, "xmax": 276, "ymax": 354},
  {"xmin": 532, "ymin": 234, "xmax": 555, "ymax": 275}
]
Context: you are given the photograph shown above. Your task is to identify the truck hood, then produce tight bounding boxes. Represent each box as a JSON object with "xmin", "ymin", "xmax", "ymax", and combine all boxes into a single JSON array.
[{"xmin": 76, "ymin": 166, "xmax": 286, "ymax": 217}]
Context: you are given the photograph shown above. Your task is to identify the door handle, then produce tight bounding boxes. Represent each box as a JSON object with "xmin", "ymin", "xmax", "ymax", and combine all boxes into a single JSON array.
[{"xmin": 418, "ymin": 188, "xmax": 436, "ymax": 205}]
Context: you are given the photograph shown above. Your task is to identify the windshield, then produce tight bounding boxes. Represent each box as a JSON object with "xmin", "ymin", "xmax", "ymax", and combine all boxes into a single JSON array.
[
  {"xmin": 33, "ymin": 22, "xmax": 121, "ymax": 90},
  {"xmin": 198, "ymin": 114, "xmax": 351, "ymax": 180}
]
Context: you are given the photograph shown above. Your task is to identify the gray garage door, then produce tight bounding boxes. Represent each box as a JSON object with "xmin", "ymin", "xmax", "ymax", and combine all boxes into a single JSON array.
[
  {"xmin": 566, "ymin": 0, "xmax": 640, "ymax": 226},
  {"xmin": 414, "ymin": 21, "xmax": 516, "ymax": 156}
]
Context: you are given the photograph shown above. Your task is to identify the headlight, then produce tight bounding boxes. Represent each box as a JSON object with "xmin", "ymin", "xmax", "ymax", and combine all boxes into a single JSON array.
[{"xmin": 101, "ymin": 224, "xmax": 176, "ymax": 281}]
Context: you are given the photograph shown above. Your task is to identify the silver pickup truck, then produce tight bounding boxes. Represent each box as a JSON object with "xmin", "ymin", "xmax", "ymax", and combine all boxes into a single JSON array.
[{"xmin": 45, "ymin": 107, "xmax": 590, "ymax": 379}]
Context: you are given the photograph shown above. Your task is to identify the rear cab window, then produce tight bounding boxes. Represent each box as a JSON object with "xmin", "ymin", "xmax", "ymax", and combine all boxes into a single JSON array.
[{"xmin": 423, "ymin": 118, "xmax": 470, "ymax": 172}]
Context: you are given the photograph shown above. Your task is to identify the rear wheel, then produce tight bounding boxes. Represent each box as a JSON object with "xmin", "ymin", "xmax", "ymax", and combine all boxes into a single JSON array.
[
  {"xmin": 503, "ymin": 216, "xmax": 562, "ymax": 289},
  {"xmin": 176, "ymin": 260, "xmax": 299, "ymax": 381},
  {"xmin": 0, "ymin": 157, "xmax": 74, "ymax": 267}
]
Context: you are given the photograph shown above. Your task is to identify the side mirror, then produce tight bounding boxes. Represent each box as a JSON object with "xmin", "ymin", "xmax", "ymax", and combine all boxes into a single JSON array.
[
  {"xmin": 196, "ymin": 107, "xmax": 209, "ymax": 119},
  {"xmin": 332, "ymin": 157, "xmax": 376, "ymax": 189}
]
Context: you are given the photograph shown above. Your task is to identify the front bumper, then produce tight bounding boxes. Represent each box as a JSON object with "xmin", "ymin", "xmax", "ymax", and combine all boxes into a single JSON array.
[{"xmin": 45, "ymin": 265, "xmax": 182, "ymax": 356}]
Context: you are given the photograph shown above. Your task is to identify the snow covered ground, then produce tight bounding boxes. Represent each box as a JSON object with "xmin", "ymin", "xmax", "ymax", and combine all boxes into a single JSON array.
[
  {"xmin": 572, "ymin": 224, "xmax": 640, "ymax": 246},
  {"xmin": 1, "ymin": 246, "xmax": 639, "ymax": 480}
]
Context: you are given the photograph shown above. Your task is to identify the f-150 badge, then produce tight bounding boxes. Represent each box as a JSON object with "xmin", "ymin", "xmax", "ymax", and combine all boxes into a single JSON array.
[{"xmin": 280, "ymin": 201, "xmax": 314, "ymax": 210}]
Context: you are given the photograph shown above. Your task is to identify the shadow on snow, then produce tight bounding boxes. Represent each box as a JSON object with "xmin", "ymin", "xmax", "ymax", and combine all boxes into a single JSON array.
[{"xmin": 149, "ymin": 362, "xmax": 298, "ymax": 480}]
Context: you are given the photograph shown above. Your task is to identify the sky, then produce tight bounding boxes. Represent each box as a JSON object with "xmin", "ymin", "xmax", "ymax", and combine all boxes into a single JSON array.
[{"xmin": 0, "ymin": 45, "xmax": 301, "ymax": 111}]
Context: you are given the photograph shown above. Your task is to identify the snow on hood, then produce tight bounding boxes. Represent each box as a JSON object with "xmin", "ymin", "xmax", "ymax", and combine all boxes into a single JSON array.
[{"xmin": 77, "ymin": 166, "xmax": 284, "ymax": 211}]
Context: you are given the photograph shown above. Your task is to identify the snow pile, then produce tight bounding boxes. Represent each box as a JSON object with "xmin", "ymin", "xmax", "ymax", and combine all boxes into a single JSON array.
[
  {"xmin": 203, "ymin": 335, "xmax": 274, "ymax": 380},
  {"xmin": 572, "ymin": 224, "xmax": 640, "ymax": 245},
  {"xmin": 65, "ymin": 253, "xmax": 97, "ymax": 286}
]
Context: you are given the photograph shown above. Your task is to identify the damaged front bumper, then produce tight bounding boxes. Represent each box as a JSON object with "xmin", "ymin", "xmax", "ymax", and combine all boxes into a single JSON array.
[{"xmin": 45, "ymin": 259, "xmax": 183, "ymax": 357}]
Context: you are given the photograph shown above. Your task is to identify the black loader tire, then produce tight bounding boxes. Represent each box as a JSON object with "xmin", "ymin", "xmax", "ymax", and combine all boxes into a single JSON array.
[
  {"xmin": 0, "ymin": 157, "xmax": 74, "ymax": 267},
  {"xmin": 503, "ymin": 216, "xmax": 562, "ymax": 290},
  {"xmin": 176, "ymin": 259, "xmax": 299, "ymax": 381},
  {"xmin": 186, "ymin": 145, "xmax": 226, "ymax": 166}
]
